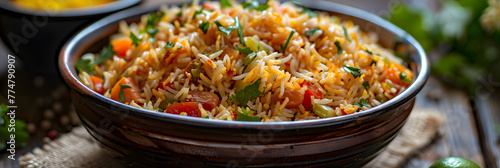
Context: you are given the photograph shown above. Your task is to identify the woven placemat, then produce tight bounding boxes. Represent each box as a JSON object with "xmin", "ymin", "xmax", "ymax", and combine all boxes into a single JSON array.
[{"xmin": 19, "ymin": 107, "xmax": 444, "ymax": 168}]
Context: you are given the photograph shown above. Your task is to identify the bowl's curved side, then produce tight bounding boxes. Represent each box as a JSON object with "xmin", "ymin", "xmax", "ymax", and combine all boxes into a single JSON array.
[{"xmin": 73, "ymin": 89, "xmax": 414, "ymax": 167}]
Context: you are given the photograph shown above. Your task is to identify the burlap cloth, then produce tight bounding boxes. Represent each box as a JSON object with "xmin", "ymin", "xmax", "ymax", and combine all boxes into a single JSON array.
[{"xmin": 19, "ymin": 107, "xmax": 444, "ymax": 168}]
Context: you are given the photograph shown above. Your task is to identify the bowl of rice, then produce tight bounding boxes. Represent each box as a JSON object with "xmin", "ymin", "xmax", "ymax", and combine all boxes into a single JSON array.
[{"xmin": 59, "ymin": 0, "xmax": 429, "ymax": 167}]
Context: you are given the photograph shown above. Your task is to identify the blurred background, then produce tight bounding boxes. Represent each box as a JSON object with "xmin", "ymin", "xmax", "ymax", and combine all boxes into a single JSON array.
[{"xmin": 0, "ymin": 0, "xmax": 499, "ymax": 167}]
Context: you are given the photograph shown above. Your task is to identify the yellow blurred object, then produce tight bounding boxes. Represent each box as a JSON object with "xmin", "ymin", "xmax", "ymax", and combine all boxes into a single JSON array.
[{"xmin": 12, "ymin": 0, "xmax": 116, "ymax": 10}]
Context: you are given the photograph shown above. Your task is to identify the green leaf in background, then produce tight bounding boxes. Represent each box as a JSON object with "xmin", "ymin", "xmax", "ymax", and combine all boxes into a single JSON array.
[
  {"xmin": 0, "ymin": 104, "xmax": 30, "ymax": 150},
  {"xmin": 387, "ymin": 4, "xmax": 435, "ymax": 51}
]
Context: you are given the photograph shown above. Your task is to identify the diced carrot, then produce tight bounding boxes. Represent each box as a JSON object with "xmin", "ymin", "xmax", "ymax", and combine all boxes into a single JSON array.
[
  {"xmin": 185, "ymin": 90, "xmax": 220, "ymax": 111},
  {"xmin": 110, "ymin": 77, "xmax": 141, "ymax": 104},
  {"xmin": 165, "ymin": 102, "xmax": 202, "ymax": 117},
  {"xmin": 89, "ymin": 76, "xmax": 105, "ymax": 94},
  {"xmin": 111, "ymin": 38, "xmax": 133, "ymax": 58}
]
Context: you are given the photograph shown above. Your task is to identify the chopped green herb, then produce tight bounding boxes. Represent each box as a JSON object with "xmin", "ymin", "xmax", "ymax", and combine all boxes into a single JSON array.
[
  {"xmin": 291, "ymin": 1, "xmax": 316, "ymax": 17},
  {"xmin": 364, "ymin": 49, "xmax": 378, "ymax": 55},
  {"xmin": 176, "ymin": 11, "xmax": 182, "ymax": 17},
  {"xmin": 144, "ymin": 11, "xmax": 164, "ymax": 42},
  {"xmin": 130, "ymin": 32, "xmax": 140, "ymax": 46},
  {"xmin": 199, "ymin": 21, "xmax": 210, "ymax": 34},
  {"xmin": 334, "ymin": 40, "xmax": 343, "ymax": 54},
  {"xmin": 343, "ymin": 65, "xmax": 361, "ymax": 78},
  {"xmin": 235, "ymin": 46, "xmax": 253, "ymax": 55},
  {"xmin": 399, "ymin": 72, "xmax": 412, "ymax": 83},
  {"xmin": 75, "ymin": 53, "xmax": 95, "ymax": 74},
  {"xmin": 281, "ymin": 30, "xmax": 295, "ymax": 52},
  {"xmin": 354, "ymin": 98, "xmax": 370, "ymax": 109},
  {"xmin": 119, "ymin": 84, "xmax": 132, "ymax": 103},
  {"xmin": 214, "ymin": 16, "xmax": 245, "ymax": 46},
  {"xmin": 242, "ymin": 53, "xmax": 258, "ymax": 73},
  {"xmin": 221, "ymin": 0, "xmax": 232, "ymax": 7},
  {"xmin": 305, "ymin": 27, "xmax": 320, "ymax": 36},
  {"xmin": 93, "ymin": 44, "xmax": 116, "ymax": 66},
  {"xmin": 192, "ymin": 8, "xmax": 205, "ymax": 19},
  {"xmin": 230, "ymin": 78, "xmax": 265, "ymax": 108},
  {"xmin": 241, "ymin": 0, "xmax": 269, "ymax": 11},
  {"xmin": 370, "ymin": 60, "xmax": 377, "ymax": 66},
  {"xmin": 157, "ymin": 108, "xmax": 164, "ymax": 112},
  {"xmin": 236, "ymin": 109, "xmax": 260, "ymax": 121},
  {"xmin": 163, "ymin": 42, "xmax": 176, "ymax": 49},
  {"xmin": 343, "ymin": 26, "xmax": 352, "ymax": 42},
  {"xmin": 177, "ymin": 46, "xmax": 183, "ymax": 49},
  {"xmin": 362, "ymin": 82, "xmax": 370, "ymax": 90}
]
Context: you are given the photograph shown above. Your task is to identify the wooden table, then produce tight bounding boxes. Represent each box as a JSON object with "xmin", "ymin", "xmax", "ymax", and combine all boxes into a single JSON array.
[{"xmin": 1, "ymin": 0, "xmax": 499, "ymax": 168}]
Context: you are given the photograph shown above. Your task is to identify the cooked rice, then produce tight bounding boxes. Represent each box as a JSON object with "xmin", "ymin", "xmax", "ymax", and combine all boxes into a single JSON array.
[{"xmin": 77, "ymin": 0, "xmax": 413, "ymax": 122}]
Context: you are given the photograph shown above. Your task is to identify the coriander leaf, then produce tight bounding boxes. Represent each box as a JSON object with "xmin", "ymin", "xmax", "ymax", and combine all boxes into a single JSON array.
[
  {"xmin": 75, "ymin": 53, "xmax": 95, "ymax": 74},
  {"xmin": 93, "ymin": 44, "xmax": 116, "ymax": 66},
  {"xmin": 144, "ymin": 11, "xmax": 164, "ymax": 42},
  {"xmin": 343, "ymin": 26, "xmax": 352, "ymax": 42},
  {"xmin": 236, "ymin": 110, "xmax": 260, "ymax": 121},
  {"xmin": 147, "ymin": 28, "xmax": 160, "ymax": 42},
  {"xmin": 343, "ymin": 65, "xmax": 361, "ymax": 78},
  {"xmin": 305, "ymin": 27, "xmax": 320, "ymax": 36},
  {"xmin": 242, "ymin": 53, "xmax": 258, "ymax": 73},
  {"xmin": 119, "ymin": 84, "xmax": 132, "ymax": 103},
  {"xmin": 130, "ymin": 32, "xmax": 140, "ymax": 46},
  {"xmin": 214, "ymin": 16, "xmax": 245, "ymax": 46},
  {"xmin": 362, "ymin": 81, "xmax": 370, "ymax": 90},
  {"xmin": 164, "ymin": 42, "xmax": 176, "ymax": 49},
  {"xmin": 176, "ymin": 11, "xmax": 182, "ymax": 17},
  {"xmin": 354, "ymin": 98, "xmax": 369, "ymax": 109},
  {"xmin": 235, "ymin": 46, "xmax": 253, "ymax": 55},
  {"xmin": 192, "ymin": 7, "xmax": 205, "ymax": 19},
  {"xmin": 399, "ymin": 72, "xmax": 412, "ymax": 83},
  {"xmin": 241, "ymin": 108, "xmax": 254, "ymax": 115},
  {"xmin": 370, "ymin": 60, "xmax": 377, "ymax": 66},
  {"xmin": 221, "ymin": 0, "xmax": 232, "ymax": 7},
  {"xmin": 230, "ymin": 78, "xmax": 265, "ymax": 108},
  {"xmin": 199, "ymin": 21, "xmax": 210, "ymax": 34},
  {"xmin": 334, "ymin": 40, "xmax": 343, "ymax": 54},
  {"xmin": 291, "ymin": 1, "xmax": 316, "ymax": 17},
  {"xmin": 241, "ymin": 0, "xmax": 269, "ymax": 11},
  {"xmin": 0, "ymin": 104, "xmax": 7, "ymax": 125},
  {"xmin": 157, "ymin": 108, "xmax": 164, "ymax": 112},
  {"xmin": 364, "ymin": 49, "xmax": 377, "ymax": 55},
  {"xmin": 281, "ymin": 29, "xmax": 295, "ymax": 52},
  {"xmin": 177, "ymin": 46, "xmax": 183, "ymax": 49},
  {"xmin": 254, "ymin": 4, "xmax": 270, "ymax": 11},
  {"xmin": 0, "ymin": 104, "xmax": 29, "ymax": 150}
]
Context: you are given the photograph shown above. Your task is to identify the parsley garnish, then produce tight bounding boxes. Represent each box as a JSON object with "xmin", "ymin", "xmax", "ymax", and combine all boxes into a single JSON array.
[
  {"xmin": 354, "ymin": 98, "xmax": 369, "ymax": 109},
  {"xmin": 343, "ymin": 65, "xmax": 361, "ymax": 78},
  {"xmin": 242, "ymin": 53, "xmax": 258, "ymax": 73},
  {"xmin": 399, "ymin": 72, "xmax": 411, "ymax": 83},
  {"xmin": 241, "ymin": 0, "xmax": 269, "ymax": 11},
  {"xmin": 176, "ymin": 11, "xmax": 182, "ymax": 17},
  {"xmin": 305, "ymin": 27, "xmax": 320, "ymax": 36},
  {"xmin": 214, "ymin": 16, "xmax": 245, "ymax": 46},
  {"xmin": 236, "ymin": 45, "xmax": 253, "ymax": 55},
  {"xmin": 230, "ymin": 78, "xmax": 265, "ymax": 108},
  {"xmin": 143, "ymin": 11, "xmax": 164, "ymax": 42},
  {"xmin": 370, "ymin": 60, "xmax": 377, "ymax": 66},
  {"xmin": 75, "ymin": 54, "xmax": 95, "ymax": 74},
  {"xmin": 119, "ymin": 84, "xmax": 132, "ymax": 103},
  {"xmin": 291, "ymin": 1, "xmax": 316, "ymax": 17},
  {"xmin": 163, "ymin": 42, "xmax": 176, "ymax": 49},
  {"xmin": 236, "ymin": 108, "xmax": 260, "ymax": 121},
  {"xmin": 177, "ymin": 46, "xmax": 183, "ymax": 49},
  {"xmin": 362, "ymin": 81, "xmax": 370, "ymax": 90},
  {"xmin": 334, "ymin": 40, "xmax": 343, "ymax": 54},
  {"xmin": 192, "ymin": 7, "xmax": 205, "ymax": 19},
  {"xmin": 364, "ymin": 49, "xmax": 378, "ymax": 55},
  {"xmin": 94, "ymin": 44, "xmax": 116, "ymax": 66},
  {"xmin": 221, "ymin": 0, "xmax": 232, "ymax": 7},
  {"xmin": 0, "ymin": 104, "xmax": 29, "ymax": 150},
  {"xmin": 199, "ymin": 21, "xmax": 210, "ymax": 34},
  {"xmin": 343, "ymin": 26, "xmax": 352, "ymax": 42},
  {"xmin": 281, "ymin": 30, "xmax": 295, "ymax": 52},
  {"xmin": 130, "ymin": 32, "xmax": 140, "ymax": 46}
]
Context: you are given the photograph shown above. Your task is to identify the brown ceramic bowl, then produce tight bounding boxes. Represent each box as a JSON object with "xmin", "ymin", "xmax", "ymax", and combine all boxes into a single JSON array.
[
  {"xmin": 0, "ymin": 0, "xmax": 141, "ymax": 78},
  {"xmin": 59, "ymin": 1, "xmax": 429, "ymax": 167}
]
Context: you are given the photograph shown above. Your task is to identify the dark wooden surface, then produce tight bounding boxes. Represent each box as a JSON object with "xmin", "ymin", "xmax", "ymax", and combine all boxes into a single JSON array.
[{"xmin": 1, "ymin": 0, "xmax": 499, "ymax": 168}]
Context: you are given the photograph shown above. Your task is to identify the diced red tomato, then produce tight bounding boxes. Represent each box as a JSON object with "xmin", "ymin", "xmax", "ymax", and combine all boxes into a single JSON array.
[
  {"xmin": 185, "ymin": 90, "xmax": 220, "ymax": 111},
  {"xmin": 165, "ymin": 102, "xmax": 202, "ymax": 117},
  {"xmin": 232, "ymin": 111, "xmax": 238, "ymax": 120},
  {"xmin": 111, "ymin": 38, "xmax": 132, "ymax": 58},
  {"xmin": 203, "ymin": 4, "xmax": 215, "ymax": 10},
  {"xmin": 89, "ymin": 76, "xmax": 105, "ymax": 94},
  {"xmin": 302, "ymin": 83, "xmax": 323, "ymax": 110},
  {"xmin": 341, "ymin": 109, "xmax": 347, "ymax": 115}
]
